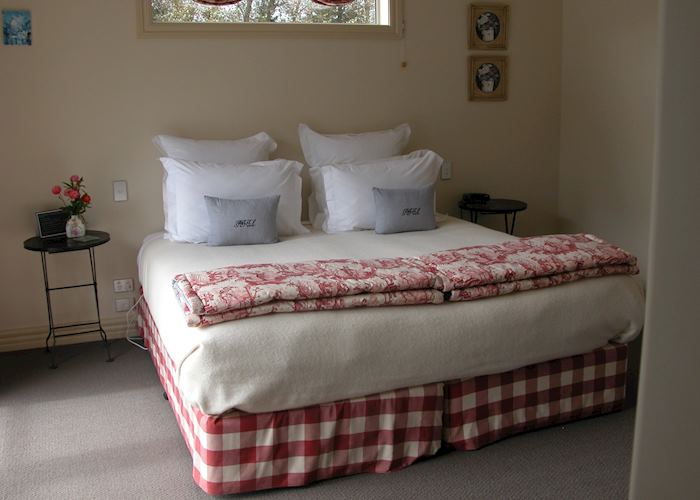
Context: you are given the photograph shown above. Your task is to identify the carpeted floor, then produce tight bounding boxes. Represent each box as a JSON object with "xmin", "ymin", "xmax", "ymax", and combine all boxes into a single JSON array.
[{"xmin": 0, "ymin": 340, "xmax": 635, "ymax": 500}]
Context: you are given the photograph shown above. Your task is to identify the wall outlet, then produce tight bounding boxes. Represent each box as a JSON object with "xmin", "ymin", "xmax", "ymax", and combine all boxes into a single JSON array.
[
  {"xmin": 113, "ymin": 278, "xmax": 134, "ymax": 293},
  {"xmin": 441, "ymin": 160, "xmax": 452, "ymax": 180},
  {"xmin": 113, "ymin": 180, "xmax": 128, "ymax": 202},
  {"xmin": 115, "ymin": 297, "xmax": 134, "ymax": 313}
]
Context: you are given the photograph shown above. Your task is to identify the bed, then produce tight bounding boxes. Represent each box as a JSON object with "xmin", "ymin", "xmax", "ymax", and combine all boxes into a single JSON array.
[{"xmin": 137, "ymin": 216, "xmax": 643, "ymax": 495}]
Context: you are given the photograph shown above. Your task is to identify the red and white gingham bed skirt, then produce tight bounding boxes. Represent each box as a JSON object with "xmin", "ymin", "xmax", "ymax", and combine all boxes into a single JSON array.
[
  {"xmin": 138, "ymin": 299, "xmax": 627, "ymax": 495},
  {"xmin": 139, "ymin": 300, "xmax": 443, "ymax": 495},
  {"xmin": 443, "ymin": 343, "xmax": 628, "ymax": 450}
]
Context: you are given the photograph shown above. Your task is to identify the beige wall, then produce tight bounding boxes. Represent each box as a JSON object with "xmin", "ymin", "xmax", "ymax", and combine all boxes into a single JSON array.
[
  {"xmin": 559, "ymin": 0, "xmax": 660, "ymax": 402},
  {"xmin": 630, "ymin": 0, "xmax": 700, "ymax": 497},
  {"xmin": 559, "ymin": 0, "xmax": 659, "ymax": 281},
  {"xmin": 0, "ymin": 0, "xmax": 563, "ymax": 348}
]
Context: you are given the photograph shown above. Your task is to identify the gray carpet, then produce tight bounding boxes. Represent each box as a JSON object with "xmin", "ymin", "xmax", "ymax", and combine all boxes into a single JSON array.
[{"xmin": 0, "ymin": 340, "xmax": 634, "ymax": 499}]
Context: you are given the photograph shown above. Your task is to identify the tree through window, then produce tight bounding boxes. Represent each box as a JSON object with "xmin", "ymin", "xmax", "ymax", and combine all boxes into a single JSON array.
[{"xmin": 150, "ymin": 0, "xmax": 391, "ymax": 26}]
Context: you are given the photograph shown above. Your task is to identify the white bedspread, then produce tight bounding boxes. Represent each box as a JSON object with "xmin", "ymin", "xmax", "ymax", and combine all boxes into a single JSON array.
[{"xmin": 138, "ymin": 217, "xmax": 644, "ymax": 415}]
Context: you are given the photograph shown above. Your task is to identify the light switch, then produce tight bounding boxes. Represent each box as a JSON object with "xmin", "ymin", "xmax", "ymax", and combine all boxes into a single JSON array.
[
  {"xmin": 113, "ymin": 180, "xmax": 128, "ymax": 202},
  {"xmin": 113, "ymin": 278, "xmax": 134, "ymax": 293}
]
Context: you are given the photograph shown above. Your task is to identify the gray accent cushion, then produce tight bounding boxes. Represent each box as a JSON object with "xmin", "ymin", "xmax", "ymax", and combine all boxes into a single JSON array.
[
  {"xmin": 205, "ymin": 195, "xmax": 280, "ymax": 246},
  {"xmin": 372, "ymin": 185, "xmax": 437, "ymax": 234}
]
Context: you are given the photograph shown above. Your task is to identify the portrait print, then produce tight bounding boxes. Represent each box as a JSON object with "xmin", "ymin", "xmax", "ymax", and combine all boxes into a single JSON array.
[
  {"xmin": 469, "ymin": 56, "xmax": 508, "ymax": 101},
  {"xmin": 469, "ymin": 4, "xmax": 508, "ymax": 50}
]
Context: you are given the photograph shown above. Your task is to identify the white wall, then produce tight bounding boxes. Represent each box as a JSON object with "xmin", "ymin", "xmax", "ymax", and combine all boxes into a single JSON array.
[
  {"xmin": 559, "ymin": 0, "xmax": 659, "ymax": 281},
  {"xmin": 0, "ymin": 0, "xmax": 563, "ymax": 349},
  {"xmin": 558, "ymin": 0, "xmax": 660, "ymax": 398},
  {"xmin": 629, "ymin": 0, "xmax": 700, "ymax": 497}
]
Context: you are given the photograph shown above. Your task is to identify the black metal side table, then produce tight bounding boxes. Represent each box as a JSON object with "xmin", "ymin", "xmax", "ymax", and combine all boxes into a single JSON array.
[
  {"xmin": 23, "ymin": 230, "xmax": 112, "ymax": 368},
  {"xmin": 459, "ymin": 198, "xmax": 528, "ymax": 235}
]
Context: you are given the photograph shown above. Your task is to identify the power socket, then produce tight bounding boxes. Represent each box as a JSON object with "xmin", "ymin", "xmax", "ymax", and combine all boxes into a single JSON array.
[
  {"xmin": 113, "ymin": 278, "xmax": 134, "ymax": 293},
  {"xmin": 115, "ymin": 297, "xmax": 134, "ymax": 313},
  {"xmin": 441, "ymin": 160, "xmax": 452, "ymax": 180}
]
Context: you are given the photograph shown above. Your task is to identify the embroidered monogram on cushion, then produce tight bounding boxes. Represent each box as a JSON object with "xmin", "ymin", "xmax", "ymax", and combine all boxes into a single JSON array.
[
  {"xmin": 402, "ymin": 208, "xmax": 422, "ymax": 216},
  {"xmin": 234, "ymin": 219, "xmax": 256, "ymax": 228}
]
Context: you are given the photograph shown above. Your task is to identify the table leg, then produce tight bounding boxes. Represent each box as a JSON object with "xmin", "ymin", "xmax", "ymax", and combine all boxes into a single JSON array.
[
  {"xmin": 89, "ymin": 248, "xmax": 113, "ymax": 362},
  {"xmin": 510, "ymin": 212, "xmax": 518, "ymax": 235},
  {"xmin": 40, "ymin": 252, "xmax": 57, "ymax": 369},
  {"xmin": 51, "ymin": 330, "xmax": 57, "ymax": 369}
]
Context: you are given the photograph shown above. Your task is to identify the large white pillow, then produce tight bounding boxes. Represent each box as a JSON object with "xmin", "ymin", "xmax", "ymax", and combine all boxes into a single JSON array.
[
  {"xmin": 161, "ymin": 158, "xmax": 307, "ymax": 243},
  {"xmin": 308, "ymin": 167, "xmax": 328, "ymax": 229},
  {"xmin": 320, "ymin": 150, "xmax": 443, "ymax": 233},
  {"xmin": 299, "ymin": 123, "xmax": 411, "ymax": 169},
  {"xmin": 153, "ymin": 132, "xmax": 277, "ymax": 163}
]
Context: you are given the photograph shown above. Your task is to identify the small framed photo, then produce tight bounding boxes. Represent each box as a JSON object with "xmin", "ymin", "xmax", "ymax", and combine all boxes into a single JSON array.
[
  {"xmin": 2, "ymin": 9, "xmax": 32, "ymax": 46},
  {"xmin": 35, "ymin": 209, "xmax": 69, "ymax": 239},
  {"xmin": 469, "ymin": 56, "xmax": 508, "ymax": 101},
  {"xmin": 469, "ymin": 3, "xmax": 509, "ymax": 50}
]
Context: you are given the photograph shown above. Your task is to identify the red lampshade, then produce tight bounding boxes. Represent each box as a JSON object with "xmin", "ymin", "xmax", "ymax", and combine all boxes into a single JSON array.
[
  {"xmin": 312, "ymin": 0, "xmax": 357, "ymax": 5},
  {"xmin": 194, "ymin": 0, "xmax": 357, "ymax": 7},
  {"xmin": 194, "ymin": 0, "xmax": 243, "ymax": 5}
]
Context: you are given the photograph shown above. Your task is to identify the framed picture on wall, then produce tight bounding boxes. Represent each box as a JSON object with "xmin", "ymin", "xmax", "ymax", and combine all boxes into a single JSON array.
[
  {"xmin": 2, "ymin": 9, "xmax": 32, "ymax": 46},
  {"xmin": 469, "ymin": 56, "xmax": 508, "ymax": 101},
  {"xmin": 469, "ymin": 3, "xmax": 509, "ymax": 50}
]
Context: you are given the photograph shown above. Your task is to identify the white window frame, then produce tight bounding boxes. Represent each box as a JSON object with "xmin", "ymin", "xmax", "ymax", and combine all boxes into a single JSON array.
[{"xmin": 137, "ymin": 0, "xmax": 403, "ymax": 39}]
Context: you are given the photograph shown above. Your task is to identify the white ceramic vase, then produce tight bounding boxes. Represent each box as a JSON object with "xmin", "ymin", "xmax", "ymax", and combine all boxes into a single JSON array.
[
  {"xmin": 481, "ymin": 80, "xmax": 495, "ymax": 93},
  {"xmin": 65, "ymin": 215, "xmax": 86, "ymax": 238}
]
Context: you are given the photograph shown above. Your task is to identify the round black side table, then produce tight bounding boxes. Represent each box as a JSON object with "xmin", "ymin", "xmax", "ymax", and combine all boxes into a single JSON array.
[
  {"xmin": 23, "ymin": 230, "xmax": 112, "ymax": 368},
  {"xmin": 459, "ymin": 199, "xmax": 528, "ymax": 235}
]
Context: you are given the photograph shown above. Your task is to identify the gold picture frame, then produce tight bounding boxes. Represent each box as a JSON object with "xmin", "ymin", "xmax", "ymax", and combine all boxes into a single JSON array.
[
  {"xmin": 469, "ymin": 3, "xmax": 509, "ymax": 50},
  {"xmin": 469, "ymin": 56, "xmax": 508, "ymax": 101}
]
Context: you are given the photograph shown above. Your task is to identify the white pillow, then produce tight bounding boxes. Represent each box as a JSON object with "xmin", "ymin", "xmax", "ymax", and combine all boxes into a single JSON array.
[
  {"xmin": 153, "ymin": 132, "xmax": 277, "ymax": 164},
  {"xmin": 161, "ymin": 158, "xmax": 308, "ymax": 243},
  {"xmin": 308, "ymin": 167, "xmax": 328, "ymax": 229},
  {"xmin": 320, "ymin": 150, "xmax": 443, "ymax": 233},
  {"xmin": 298, "ymin": 123, "xmax": 411, "ymax": 168}
]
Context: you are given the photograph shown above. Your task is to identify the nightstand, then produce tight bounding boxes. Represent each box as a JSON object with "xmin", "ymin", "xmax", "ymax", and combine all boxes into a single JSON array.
[
  {"xmin": 23, "ymin": 230, "xmax": 113, "ymax": 368},
  {"xmin": 459, "ymin": 198, "xmax": 527, "ymax": 235}
]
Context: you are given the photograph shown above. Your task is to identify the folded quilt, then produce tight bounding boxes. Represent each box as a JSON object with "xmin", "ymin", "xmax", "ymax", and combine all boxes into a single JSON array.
[
  {"xmin": 173, "ymin": 234, "xmax": 638, "ymax": 327},
  {"xmin": 173, "ymin": 257, "xmax": 440, "ymax": 327},
  {"xmin": 446, "ymin": 266, "xmax": 636, "ymax": 302},
  {"xmin": 175, "ymin": 289, "xmax": 445, "ymax": 327},
  {"xmin": 420, "ymin": 233, "xmax": 638, "ymax": 297}
]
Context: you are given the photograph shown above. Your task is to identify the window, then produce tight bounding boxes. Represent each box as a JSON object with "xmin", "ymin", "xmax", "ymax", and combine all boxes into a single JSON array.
[{"xmin": 139, "ymin": 0, "xmax": 402, "ymax": 38}]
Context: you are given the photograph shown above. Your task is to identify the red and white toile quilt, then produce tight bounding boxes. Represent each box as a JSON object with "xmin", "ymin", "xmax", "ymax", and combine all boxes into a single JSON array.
[
  {"xmin": 173, "ymin": 234, "xmax": 638, "ymax": 327},
  {"xmin": 173, "ymin": 257, "xmax": 444, "ymax": 327},
  {"xmin": 419, "ymin": 233, "xmax": 639, "ymax": 302}
]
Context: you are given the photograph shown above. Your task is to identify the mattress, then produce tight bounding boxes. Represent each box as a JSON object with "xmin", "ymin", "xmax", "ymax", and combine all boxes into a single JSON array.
[{"xmin": 138, "ymin": 217, "xmax": 644, "ymax": 415}]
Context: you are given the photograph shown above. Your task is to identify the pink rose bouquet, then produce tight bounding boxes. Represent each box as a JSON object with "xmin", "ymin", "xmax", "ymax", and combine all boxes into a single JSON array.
[{"xmin": 51, "ymin": 175, "xmax": 92, "ymax": 216}]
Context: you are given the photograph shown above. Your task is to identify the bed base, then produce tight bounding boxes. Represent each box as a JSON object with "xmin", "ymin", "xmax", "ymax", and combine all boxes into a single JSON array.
[
  {"xmin": 138, "ymin": 300, "xmax": 627, "ymax": 495},
  {"xmin": 443, "ymin": 344, "xmax": 627, "ymax": 450}
]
